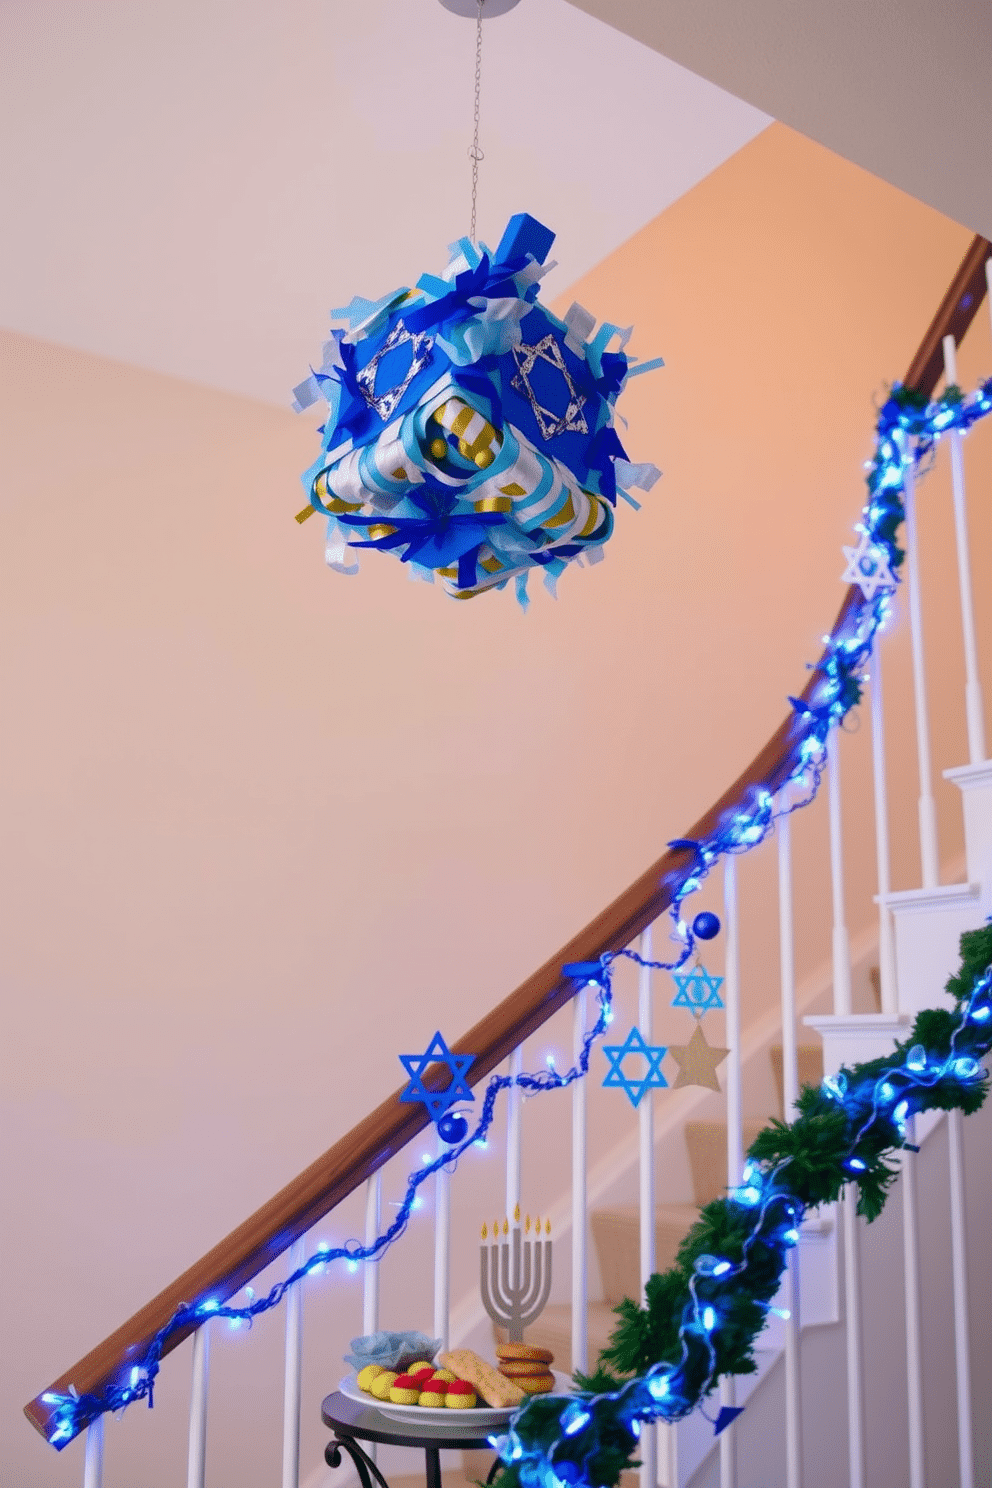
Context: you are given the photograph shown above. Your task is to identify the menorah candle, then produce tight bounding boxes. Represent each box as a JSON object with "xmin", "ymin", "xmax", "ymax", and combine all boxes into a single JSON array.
[{"xmin": 480, "ymin": 1212, "xmax": 552, "ymax": 1343}]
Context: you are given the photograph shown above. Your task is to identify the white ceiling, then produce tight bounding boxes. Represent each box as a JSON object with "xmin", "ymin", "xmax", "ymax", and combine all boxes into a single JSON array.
[
  {"xmin": 566, "ymin": 0, "xmax": 992, "ymax": 245},
  {"xmin": 0, "ymin": 0, "xmax": 769, "ymax": 407}
]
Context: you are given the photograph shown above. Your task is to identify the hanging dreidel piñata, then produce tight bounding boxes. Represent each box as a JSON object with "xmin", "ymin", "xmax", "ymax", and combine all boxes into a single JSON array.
[{"xmin": 293, "ymin": 214, "xmax": 662, "ymax": 604}]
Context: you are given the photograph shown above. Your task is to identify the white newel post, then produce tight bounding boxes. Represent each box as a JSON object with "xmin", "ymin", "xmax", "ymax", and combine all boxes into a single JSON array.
[
  {"xmin": 902, "ymin": 449, "xmax": 940, "ymax": 888},
  {"xmin": 282, "ymin": 1237, "xmax": 306, "ymax": 1488},
  {"xmin": 720, "ymin": 855, "xmax": 741, "ymax": 1488},
  {"xmin": 82, "ymin": 1415, "xmax": 105, "ymax": 1488},
  {"xmin": 187, "ymin": 1320, "xmax": 212, "ymax": 1488},
  {"xmin": 942, "ymin": 334, "xmax": 987, "ymax": 764},
  {"xmin": 637, "ymin": 925, "xmax": 658, "ymax": 1488},
  {"xmin": 777, "ymin": 799, "xmax": 803, "ymax": 1488},
  {"xmin": 571, "ymin": 984, "xmax": 589, "ymax": 1376}
]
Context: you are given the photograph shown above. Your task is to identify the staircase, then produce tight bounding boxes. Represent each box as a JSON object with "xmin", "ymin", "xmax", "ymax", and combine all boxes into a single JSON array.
[{"xmin": 20, "ymin": 237, "xmax": 992, "ymax": 1488}]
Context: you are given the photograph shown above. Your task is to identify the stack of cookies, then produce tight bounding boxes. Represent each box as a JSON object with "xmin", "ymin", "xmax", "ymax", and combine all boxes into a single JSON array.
[{"xmin": 496, "ymin": 1342, "xmax": 555, "ymax": 1394}]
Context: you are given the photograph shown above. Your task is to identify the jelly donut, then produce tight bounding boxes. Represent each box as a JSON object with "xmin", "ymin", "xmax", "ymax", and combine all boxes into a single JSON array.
[
  {"xmin": 389, "ymin": 1374, "xmax": 422, "ymax": 1405},
  {"xmin": 444, "ymin": 1379, "xmax": 477, "ymax": 1409}
]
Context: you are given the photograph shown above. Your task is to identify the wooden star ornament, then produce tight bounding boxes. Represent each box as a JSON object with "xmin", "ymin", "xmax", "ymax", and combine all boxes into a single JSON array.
[{"xmin": 667, "ymin": 1024, "xmax": 729, "ymax": 1091}]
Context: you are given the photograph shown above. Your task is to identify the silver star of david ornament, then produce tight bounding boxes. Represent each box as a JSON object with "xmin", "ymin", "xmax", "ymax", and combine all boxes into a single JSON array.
[
  {"xmin": 511, "ymin": 334, "xmax": 589, "ymax": 441},
  {"xmin": 355, "ymin": 320, "xmax": 435, "ymax": 421},
  {"xmin": 841, "ymin": 530, "xmax": 897, "ymax": 600}
]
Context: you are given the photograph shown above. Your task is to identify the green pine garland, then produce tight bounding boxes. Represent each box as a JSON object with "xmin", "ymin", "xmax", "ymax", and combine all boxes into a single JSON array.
[{"xmin": 492, "ymin": 926, "xmax": 992, "ymax": 1488}]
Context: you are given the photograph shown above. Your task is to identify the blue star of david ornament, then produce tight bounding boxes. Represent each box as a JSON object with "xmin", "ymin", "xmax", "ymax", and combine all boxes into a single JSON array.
[
  {"xmin": 602, "ymin": 1026, "xmax": 668, "ymax": 1108},
  {"xmin": 399, "ymin": 1032, "xmax": 475, "ymax": 1123},
  {"xmin": 671, "ymin": 964, "xmax": 725, "ymax": 1016}
]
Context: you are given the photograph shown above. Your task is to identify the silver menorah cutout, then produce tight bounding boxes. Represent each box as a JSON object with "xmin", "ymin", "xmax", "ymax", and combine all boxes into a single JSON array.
[{"xmin": 480, "ymin": 1211, "xmax": 553, "ymax": 1343}]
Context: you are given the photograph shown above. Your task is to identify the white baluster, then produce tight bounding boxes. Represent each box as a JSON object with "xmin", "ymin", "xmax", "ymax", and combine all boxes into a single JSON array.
[
  {"xmin": 901, "ymin": 1120, "xmax": 924, "ymax": 1488},
  {"xmin": 869, "ymin": 651, "xmax": 897, "ymax": 1012},
  {"xmin": 82, "ymin": 1415, "xmax": 104, "ymax": 1488},
  {"xmin": 827, "ymin": 728, "xmax": 853, "ymax": 1014},
  {"xmin": 902, "ymin": 448, "xmax": 940, "ymax": 887},
  {"xmin": 571, "ymin": 984, "xmax": 589, "ymax": 1376},
  {"xmin": 842, "ymin": 1190, "xmax": 866, "ymax": 1488},
  {"xmin": 723, "ymin": 856, "xmax": 743, "ymax": 1187},
  {"xmin": 721, "ymin": 855, "xmax": 741, "ymax": 1488},
  {"xmin": 434, "ymin": 1130, "xmax": 451, "ymax": 1354},
  {"xmin": 942, "ymin": 335, "xmax": 987, "ymax": 764},
  {"xmin": 364, "ymin": 1173, "xmax": 381, "ymax": 1467},
  {"xmin": 638, "ymin": 925, "xmax": 657, "ymax": 1488},
  {"xmin": 827, "ymin": 725, "xmax": 865, "ymax": 1486},
  {"xmin": 506, "ymin": 1046, "xmax": 523, "ymax": 1226},
  {"xmin": 282, "ymin": 1237, "xmax": 306, "ymax": 1488},
  {"xmin": 187, "ymin": 1319, "xmax": 212, "ymax": 1488},
  {"xmin": 777, "ymin": 798, "xmax": 803, "ymax": 1488},
  {"xmin": 948, "ymin": 1108, "xmax": 975, "ymax": 1488},
  {"xmin": 363, "ymin": 1173, "xmax": 381, "ymax": 1335}
]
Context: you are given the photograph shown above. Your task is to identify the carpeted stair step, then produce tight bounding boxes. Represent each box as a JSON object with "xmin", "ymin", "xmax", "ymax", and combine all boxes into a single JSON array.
[
  {"xmin": 494, "ymin": 1299, "xmax": 617, "ymax": 1378},
  {"xmin": 768, "ymin": 1045, "xmax": 824, "ymax": 1117},
  {"xmin": 590, "ymin": 1203, "xmax": 701, "ymax": 1304},
  {"xmin": 684, "ymin": 1119, "xmax": 767, "ymax": 1208}
]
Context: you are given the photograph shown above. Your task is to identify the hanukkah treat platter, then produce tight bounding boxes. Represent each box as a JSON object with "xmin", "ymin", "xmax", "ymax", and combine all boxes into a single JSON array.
[{"xmin": 339, "ymin": 1372, "xmax": 574, "ymax": 1427}]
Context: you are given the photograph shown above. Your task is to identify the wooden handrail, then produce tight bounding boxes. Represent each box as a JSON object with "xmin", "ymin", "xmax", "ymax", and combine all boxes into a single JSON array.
[{"xmin": 26, "ymin": 232, "xmax": 991, "ymax": 1447}]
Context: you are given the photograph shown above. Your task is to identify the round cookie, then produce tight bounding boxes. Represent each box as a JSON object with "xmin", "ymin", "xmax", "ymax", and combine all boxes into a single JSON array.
[
  {"xmin": 389, "ymin": 1373, "xmax": 422, "ymax": 1405},
  {"xmin": 369, "ymin": 1371, "xmax": 398, "ymax": 1400},
  {"xmin": 515, "ymin": 1373, "xmax": 555, "ymax": 1395},
  {"xmin": 499, "ymin": 1359, "xmax": 555, "ymax": 1378},
  {"xmin": 445, "ymin": 1379, "xmax": 478, "ymax": 1409},
  {"xmin": 496, "ymin": 1343, "xmax": 554, "ymax": 1364}
]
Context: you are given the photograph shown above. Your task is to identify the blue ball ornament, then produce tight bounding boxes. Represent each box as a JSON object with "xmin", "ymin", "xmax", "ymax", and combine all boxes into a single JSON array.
[
  {"xmin": 437, "ymin": 1111, "xmax": 469, "ymax": 1144},
  {"xmin": 692, "ymin": 911, "xmax": 721, "ymax": 941}
]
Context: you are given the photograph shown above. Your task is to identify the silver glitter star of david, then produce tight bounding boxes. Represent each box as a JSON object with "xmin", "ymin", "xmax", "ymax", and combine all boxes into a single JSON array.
[
  {"xmin": 841, "ymin": 530, "xmax": 897, "ymax": 600},
  {"xmin": 355, "ymin": 320, "xmax": 434, "ymax": 421},
  {"xmin": 511, "ymin": 334, "xmax": 589, "ymax": 441}
]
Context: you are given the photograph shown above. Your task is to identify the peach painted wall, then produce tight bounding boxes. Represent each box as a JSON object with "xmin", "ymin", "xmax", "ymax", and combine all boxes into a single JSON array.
[{"xmin": 1, "ymin": 124, "xmax": 989, "ymax": 1487}]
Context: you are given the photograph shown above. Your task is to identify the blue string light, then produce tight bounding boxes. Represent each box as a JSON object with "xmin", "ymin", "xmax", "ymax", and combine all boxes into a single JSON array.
[{"xmin": 41, "ymin": 378, "xmax": 992, "ymax": 1451}]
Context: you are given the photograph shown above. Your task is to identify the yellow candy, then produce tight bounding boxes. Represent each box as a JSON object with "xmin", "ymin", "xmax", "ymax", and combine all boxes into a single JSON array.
[
  {"xmin": 369, "ymin": 1371, "xmax": 398, "ymax": 1400},
  {"xmin": 357, "ymin": 1364, "xmax": 385, "ymax": 1392},
  {"xmin": 431, "ymin": 1368, "xmax": 456, "ymax": 1383}
]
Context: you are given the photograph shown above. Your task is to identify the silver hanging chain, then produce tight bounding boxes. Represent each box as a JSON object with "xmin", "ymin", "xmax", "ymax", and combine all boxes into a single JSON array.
[{"xmin": 469, "ymin": 0, "xmax": 485, "ymax": 243}]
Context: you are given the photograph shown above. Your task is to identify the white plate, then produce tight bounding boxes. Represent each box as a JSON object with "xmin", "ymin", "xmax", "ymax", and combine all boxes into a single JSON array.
[{"xmin": 339, "ymin": 1370, "xmax": 574, "ymax": 1427}]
